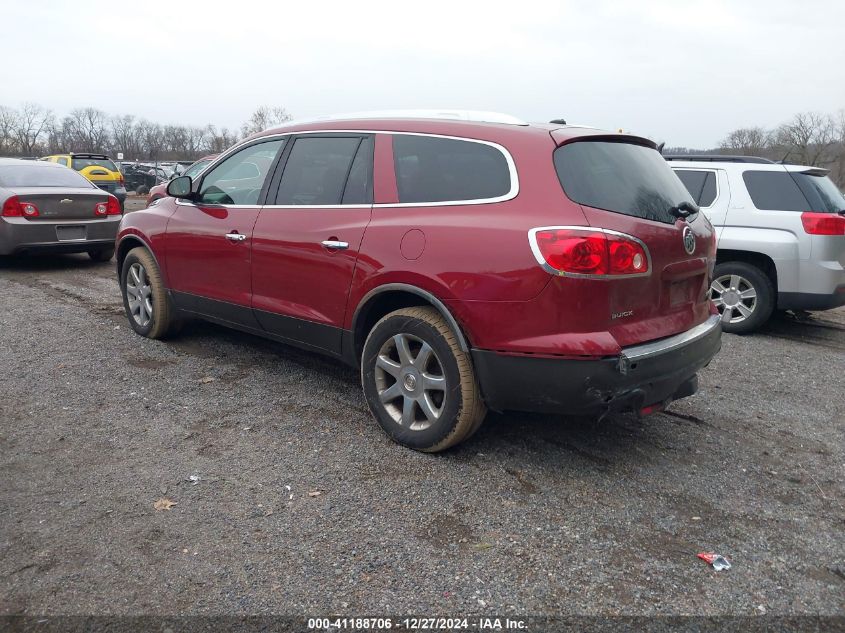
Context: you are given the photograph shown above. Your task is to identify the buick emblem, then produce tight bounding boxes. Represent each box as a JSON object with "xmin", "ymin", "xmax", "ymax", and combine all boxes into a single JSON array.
[{"xmin": 682, "ymin": 226, "xmax": 696, "ymax": 255}]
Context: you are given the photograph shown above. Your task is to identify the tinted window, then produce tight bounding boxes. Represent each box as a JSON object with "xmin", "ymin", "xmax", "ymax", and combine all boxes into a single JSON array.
[
  {"xmin": 197, "ymin": 139, "xmax": 284, "ymax": 205},
  {"xmin": 555, "ymin": 141, "xmax": 693, "ymax": 224},
  {"xmin": 791, "ymin": 172, "xmax": 845, "ymax": 213},
  {"xmin": 393, "ymin": 135, "xmax": 510, "ymax": 203},
  {"xmin": 56, "ymin": 157, "xmax": 69, "ymax": 167},
  {"xmin": 675, "ymin": 169, "xmax": 717, "ymax": 207},
  {"xmin": 275, "ymin": 137, "xmax": 362, "ymax": 205},
  {"xmin": 0, "ymin": 165, "xmax": 94, "ymax": 188},
  {"xmin": 342, "ymin": 137, "xmax": 373, "ymax": 204},
  {"xmin": 742, "ymin": 171, "xmax": 809, "ymax": 211},
  {"xmin": 71, "ymin": 157, "xmax": 118, "ymax": 172}
]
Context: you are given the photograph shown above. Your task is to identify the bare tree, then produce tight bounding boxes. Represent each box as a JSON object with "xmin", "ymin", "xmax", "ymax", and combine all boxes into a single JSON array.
[
  {"xmin": 0, "ymin": 106, "xmax": 18, "ymax": 155},
  {"xmin": 240, "ymin": 106, "xmax": 292, "ymax": 138},
  {"xmin": 12, "ymin": 102, "xmax": 53, "ymax": 156},
  {"xmin": 774, "ymin": 112, "xmax": 837, "ymax": 166},
  {"xmin": 206, "ymin": 125, "xmax": 238, "ymax": 153},
  {"xmin": 61, "ymin": 107, "xmax": 111, "ymax": 153},
  {"xmin": 111, "ymin": 114, "xmax": 144, "ymax": 158},
  {"xmin": 719, "ymin": 126, "xmax": 770, "ymax": 156},
  {"xmin": 137, "ymin": 120, "xmax": 165, "ymax": 161}
]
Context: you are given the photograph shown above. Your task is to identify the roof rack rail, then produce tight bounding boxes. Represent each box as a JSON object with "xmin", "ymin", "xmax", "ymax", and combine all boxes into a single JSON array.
[
  {"xmin": 308, "ymin": 109, "xmax": 528, "ymax": 126},
  {"xmin": 663, "ymin": 154, "xmax": 775, "ymax": 164}
]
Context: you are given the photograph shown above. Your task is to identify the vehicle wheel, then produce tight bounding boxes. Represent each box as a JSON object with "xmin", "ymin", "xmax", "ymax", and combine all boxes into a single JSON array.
[
  {"xmin": 361, "ymin": 307, "xmax": 486, "ymax": 452},
  {"xmin": 120, "ymin": 247, "xmax": 178, "ymax": 339},
  {"xmin": 88, "ymin": 247, "xmax": 114, "ymax": 262},
  {"xmin": 710, "ymin": 261, "xmax": 774, "ymax": 334},
  {"xmin": 136, "ymin": 185, "xmax": 149, "ymax": 195}
]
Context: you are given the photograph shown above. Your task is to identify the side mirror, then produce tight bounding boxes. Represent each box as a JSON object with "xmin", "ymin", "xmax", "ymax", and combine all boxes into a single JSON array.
[{"xmin": 167, "ymin": 175, "xmax": 193, "ymax": 199}]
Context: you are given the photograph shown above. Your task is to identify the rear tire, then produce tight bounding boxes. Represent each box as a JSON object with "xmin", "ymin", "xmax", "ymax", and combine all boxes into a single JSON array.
[
  {"xmin": 88, "ymin": 247, "xmax": 114, "ymax": 262},
  {"xmin": 361, "ymin": 307, "xmax": 486, "ymax": 452},
  {"xmin": 711, "ymin": 261, "xmax": 774, "ymax": 334},
  {"xmin": 120, "ymin": 247, "xmax": 178, "ymax": 339},
  {"xmin": 136, "ymin": 185, "xmax": 149, "ymax": 195}
]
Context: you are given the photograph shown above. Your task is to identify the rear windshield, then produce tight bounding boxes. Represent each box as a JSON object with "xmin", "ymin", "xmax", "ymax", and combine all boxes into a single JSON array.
[
  {"xmin": 554, "ymin": 141, "xmax": 694, "ymax": 224},
  {"xmin": 71, "ymin": 157, "xmax": 118, "ymax": 172},
  {"xmin": 0, "ymin": 165, "xmax": 94, "ymax": 188},
  {"xmin": 742, "ymin": 170, "xmax": 844, "ymax": 212}
]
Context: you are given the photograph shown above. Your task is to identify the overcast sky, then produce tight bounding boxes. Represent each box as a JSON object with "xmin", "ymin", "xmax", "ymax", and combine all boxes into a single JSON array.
[{"xmin": 2, "ymin": 0, "xmax": 843, "ymax": 147}]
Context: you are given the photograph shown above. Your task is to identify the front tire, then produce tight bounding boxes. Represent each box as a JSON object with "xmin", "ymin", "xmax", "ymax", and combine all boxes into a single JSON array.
[
  {"xmin": 120, "ymin": 247, "xmax": 178, "ymax": 339},
  {"xmin": 361, "ymin": 307, "xmax": 486, "ymax": 452},
  {"xmin": 710, "ymin": 261, "xmax": 774, "ymax": 334}
]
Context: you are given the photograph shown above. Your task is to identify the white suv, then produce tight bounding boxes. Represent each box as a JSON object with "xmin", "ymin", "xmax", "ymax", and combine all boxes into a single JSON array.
[{"xmin": 666, "ymin": 155, "xmax": 845, "ymax": 333}]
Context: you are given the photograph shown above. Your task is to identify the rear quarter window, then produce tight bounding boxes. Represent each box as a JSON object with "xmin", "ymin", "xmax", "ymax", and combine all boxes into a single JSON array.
[
  {"xmin": 392, "ymin": 135, "xmax": 511, "ymax": 204},
  {"xmin": 554, "ymin": 141, "xmax": 693, "ymax": 224},
  {"xmin": 742, "ymin": 171, "xmax": 809, "ymax": 211}
]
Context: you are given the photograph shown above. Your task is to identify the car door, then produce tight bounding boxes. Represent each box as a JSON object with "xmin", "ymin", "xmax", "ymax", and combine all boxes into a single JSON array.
[
  {"xmin": 251, "ymin": 134, "xmax": 374, "ymax": 353},
  {"xmin": 165, "ymin": 138, "xmax": 286, "ymax": 327}
]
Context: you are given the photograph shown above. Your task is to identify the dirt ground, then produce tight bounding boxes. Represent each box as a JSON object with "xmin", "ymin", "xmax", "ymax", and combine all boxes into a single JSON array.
[{"xmin": 0, "ymin": 250, "xmax": 843, "ymax": 621}]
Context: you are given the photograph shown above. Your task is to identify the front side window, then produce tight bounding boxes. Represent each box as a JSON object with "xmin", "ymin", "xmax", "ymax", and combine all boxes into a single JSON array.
[
  {"xmin": 274, "ymin": 136, "xmax": 365, "ymax": 205},
  {"xmin": 197, "ymin": 140, "xmax": 284, "ymax": 205},
  {"xmin": 56, "ymin": 157, "xmax": 69, "ymax": 167},
  {"xmin": 393, "ymin": 135, "xmax": 511, "ymax": 204},
  {"xmin": 674, "ymin": 169, "xmax": 717, "ymax": 207}
]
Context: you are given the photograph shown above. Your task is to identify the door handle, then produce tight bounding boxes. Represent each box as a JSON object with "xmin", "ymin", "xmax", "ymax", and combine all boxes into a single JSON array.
[
  {"xmin": 321, "ymin": 240, "xmax": 349, "ymax": 250},
  {"xmin": 225, "ymin": 232, "xmax": 247, "ymax": 242}
]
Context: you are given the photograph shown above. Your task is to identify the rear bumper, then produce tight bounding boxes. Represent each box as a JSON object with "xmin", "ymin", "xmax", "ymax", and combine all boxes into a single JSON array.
[
  {"xmin": 472, "ymin": 315, "xmax": 722, "ymax": 415},
  {"xmin": 778, "ymin": 287, "xmax": 845, "ymax": 311},
  {"xmin": 0, "ymin": 217, "xmax": 120, "ymax": 255}
]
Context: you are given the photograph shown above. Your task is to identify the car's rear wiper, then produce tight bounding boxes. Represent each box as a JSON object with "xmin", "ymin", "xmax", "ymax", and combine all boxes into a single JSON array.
[{"xmin": 668, "ymin": 201, "xmax": 700, "ymax": 220}]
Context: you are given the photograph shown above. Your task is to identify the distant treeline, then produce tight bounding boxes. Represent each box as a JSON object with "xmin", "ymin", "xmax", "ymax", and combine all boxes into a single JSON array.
[{"xmin": 0, "ymin": 104, "xmax": 291, "ymax": 162}]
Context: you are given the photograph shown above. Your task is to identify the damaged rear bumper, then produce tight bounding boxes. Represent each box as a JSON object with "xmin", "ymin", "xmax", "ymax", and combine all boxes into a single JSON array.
[{"xmin": 471, "ymin": 315, "xmax": 722, "ymax": 415}]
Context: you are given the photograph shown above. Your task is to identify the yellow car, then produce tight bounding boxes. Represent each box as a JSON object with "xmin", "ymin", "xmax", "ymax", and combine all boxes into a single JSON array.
[{"xmin": 41, "ymin": 153, "xmax": 127, "ymax": 208}]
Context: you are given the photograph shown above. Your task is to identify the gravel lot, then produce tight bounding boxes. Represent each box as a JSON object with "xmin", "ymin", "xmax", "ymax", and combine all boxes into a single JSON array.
[{"xmin": 0, "ymin": 250, "xmax": 843, "ymax": 619}]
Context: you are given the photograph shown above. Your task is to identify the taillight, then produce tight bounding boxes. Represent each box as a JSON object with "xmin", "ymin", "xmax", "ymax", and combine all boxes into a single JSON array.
[
  {"xmin": 801, "ymin": 212, "xmax": 845, "ymax": 235},
  {"xmin": 1, "ymin": 196, "xmax": 39, "ymax": 217},
  {"xmin": 107, "ymin": 195, "xmax": 121, "ymax": 215},
  {"xmin": 529, "ymin": 227, "xmax": 650, "ymax": 277}
]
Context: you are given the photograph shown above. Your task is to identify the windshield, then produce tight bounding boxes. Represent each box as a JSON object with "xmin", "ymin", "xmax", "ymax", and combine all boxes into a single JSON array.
[
  {"xmin": 554, "ymin": 141, "xmax": 694, "ymax": 224},
  {"xmin": 71, "ymin": 157, "xmax": 118, "ymax": 172},
  {"xmin": 792, "ymin": 172, "xmax": 845, "ymax": 213},
  {"xmin": 0, "ymin": 165, "xmax": 94, "ymax": 188},
  {"xmin": 184, "ymin": 159, "xmax": 212, "ymax": 179}
]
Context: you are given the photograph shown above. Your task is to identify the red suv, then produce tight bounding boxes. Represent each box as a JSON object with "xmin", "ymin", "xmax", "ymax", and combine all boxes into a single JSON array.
[{"xmin": 116, "ymin": 112, "xmax": 721, "ymax": 452}]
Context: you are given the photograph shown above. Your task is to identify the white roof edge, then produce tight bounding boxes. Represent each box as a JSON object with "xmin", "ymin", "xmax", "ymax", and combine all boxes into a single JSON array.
[{"xmin": 285, "ymin": 109, "xmax": 528, "ymax": 126}]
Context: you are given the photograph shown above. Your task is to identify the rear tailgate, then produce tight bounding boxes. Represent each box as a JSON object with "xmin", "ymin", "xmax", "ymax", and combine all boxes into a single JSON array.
[{"xmin": 551, "ymin": 135, "xmax": 715, "ymax": 347}]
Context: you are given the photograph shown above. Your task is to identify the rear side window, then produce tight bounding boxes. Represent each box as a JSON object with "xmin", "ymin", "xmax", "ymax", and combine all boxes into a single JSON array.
[
  {"xmin": 674, "ymin": 169, "xmax": 717, "ymax": 207},
  {"xmin": 274, "ymin": 137, "xmax": 364, "ymax": 205},
  {"xmin": 554, "ymin": 141, "xmax": 693, "ymax": 224},
  {"xmin": 393, "ymin": 135, "xmax": 511, "ymax": 203},
  {"xmin": 742, "ymin": 171, "xmax": 808, "ymax": 211},
  {"xmin": 342, "ymin": 137, "xmax": 373, "ymax": 205},
  {"xmin": 71, "ymin": 157, "xmax": 117, "ymax": 172},
  {"xmin": 0, "ymin": 165, "xmax": 93, "ymax": 188}
]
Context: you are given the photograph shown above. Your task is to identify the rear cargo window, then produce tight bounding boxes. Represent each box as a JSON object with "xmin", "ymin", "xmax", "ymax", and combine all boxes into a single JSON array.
[
  {"xmin": 393, "ymin": 135, "xmax": 511, "ymax": 203},
  {"xmin": 554, "ymin": 141, "xmax": 694, "ymax": 224},
  {"xmin": 791, "ymin": 172, "xmax": 845, "ymax": 213},
  {"xmin": 0, "ymin": 165, "xmax": 93, "ymax": 188},
  {"xmin": 71, "ymin": 157, "xmax": 118, "ymax": 172},
  {"xmin": 674, "ymin": 169, "xmax": 717, "ymax": 207}
]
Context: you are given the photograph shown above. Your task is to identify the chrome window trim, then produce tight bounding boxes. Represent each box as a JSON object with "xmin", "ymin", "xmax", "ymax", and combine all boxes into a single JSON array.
[
  {"xmin": 671, "ymin": 167, "xmax": 721, "ymax": 210},
  {"xmin": 620, "ymin": 314, "xmax": 720, "ymax": 363},
  {"xmin": 527, "ymin": 225, "xmax": 652, "ymax": 279},
  {"xmin": 192, "ymin": 130, "xmax": 518, "ymax": 209}
]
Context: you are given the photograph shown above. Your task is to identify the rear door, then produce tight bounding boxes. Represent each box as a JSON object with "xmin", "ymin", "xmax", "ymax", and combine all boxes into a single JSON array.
[
  {"xmin": 165, "ymin": 138, "xmax": 286, "ymax": 326},
  {"xmin": 251, "ymin": 134, "xmax": 374, "ymax": 353},
  {"xmin": 553, "ymin": 139, "xmax": 716, "ymax": 346}
]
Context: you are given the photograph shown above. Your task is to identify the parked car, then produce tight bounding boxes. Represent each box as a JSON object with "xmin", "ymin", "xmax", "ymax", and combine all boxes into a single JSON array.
[
  {"xmin": 146, "ymin": 155, "xmax": 217, "ymax": 205},
  {"xmin": 119, "ymin": 162, "xmax": 169, "ymax": 195},
  {"xmin": 0, "ymin": 158, "xmax": 122, "ymax": 260},
  {"xmin": 41, "ymin": 153, "xmax": 127, "ymax": 209},
  {"xmin": 666, "ymin": 155, "xmax": 845, "ymax": 333},
  {"xmin": 116, "ymin": 111, "xmax": 721, "ymax": 451}
]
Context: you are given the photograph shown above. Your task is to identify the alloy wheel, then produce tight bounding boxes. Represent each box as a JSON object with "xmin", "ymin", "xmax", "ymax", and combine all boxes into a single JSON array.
[
  {"xmin": 374, "ymin": 333, "xmax": 447, "ymax": 431},
  {"xmin": 711, "ymin": 274, "xmax": 757, "ymax": 324},
  {"xmin": 125, "ymin": 262, "xmax": 153, "ymax": 327}
]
